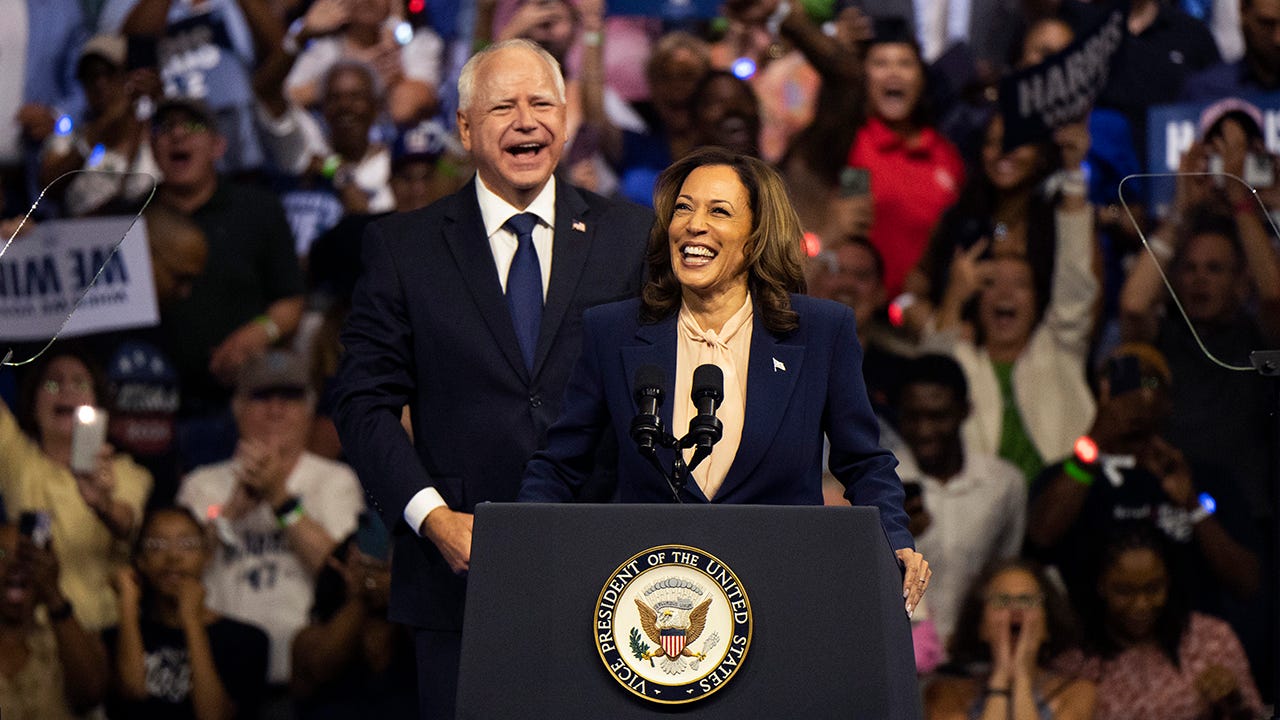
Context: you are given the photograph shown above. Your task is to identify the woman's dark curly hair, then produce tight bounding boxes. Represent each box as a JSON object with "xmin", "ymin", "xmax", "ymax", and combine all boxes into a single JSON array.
[
  {"xmin": 947, "ymin": 558, "xmax": 1082, "ymax": 672},
  {"xmin": 640, "ymin": 146, "xmax": 806, "ymax": 334}
]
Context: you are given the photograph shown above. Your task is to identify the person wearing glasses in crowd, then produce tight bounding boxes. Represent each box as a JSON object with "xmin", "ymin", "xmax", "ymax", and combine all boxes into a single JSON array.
[
  {"xmin": 105, "ymin": 506, "xmax": 269, "ymax": 719},
  {"xmin": 148, "ymin": 98, "xmax": 305, "ymax": 471},
  {"xmin": 926, "ymin": 559, "xmax": 1095, "ymax": 720},
  {"xmin": 0, "ymin": 347, "xmax": 153, "ymax": 631}
]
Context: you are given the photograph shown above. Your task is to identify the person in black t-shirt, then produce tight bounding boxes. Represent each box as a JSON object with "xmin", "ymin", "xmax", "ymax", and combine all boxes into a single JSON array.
[
  {"xmin": 104, "ymin": 507, "xmax": 268, "ymax": 719},
  {"xmin": 1026, "ymin": 344, "xmax": 1260, "ymax": 620}
]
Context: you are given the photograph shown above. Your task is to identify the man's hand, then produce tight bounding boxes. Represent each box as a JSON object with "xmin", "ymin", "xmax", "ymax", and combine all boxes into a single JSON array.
[
  {"xmin": 895, "ymin": 547, "xmax": 930, "ymax": 616},
  {"xmin": 421, "ymin": 507, "xmax": 473, "ymax": 575},
  {"xmin": 209, "ymin": 321, "xmax": 272, "ymax": 386},
  {"xmin": 1143, "ymin": 435, "xmax": 1195, "ymax": 509},
  {"xmin": 232, "ymin": 439, "xmax": 293, "ymax": 509}
]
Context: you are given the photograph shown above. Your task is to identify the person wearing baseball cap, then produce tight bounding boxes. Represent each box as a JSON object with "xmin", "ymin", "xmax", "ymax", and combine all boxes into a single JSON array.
[{"xmin": 175, "ymin": 350, "xmax": 364, "ymax": 696}]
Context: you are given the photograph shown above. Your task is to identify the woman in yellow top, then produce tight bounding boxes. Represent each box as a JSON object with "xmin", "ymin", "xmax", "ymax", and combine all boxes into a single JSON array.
[{"xmin": 1, "ymin": 348, "xmax": 152, "ymax": 630}]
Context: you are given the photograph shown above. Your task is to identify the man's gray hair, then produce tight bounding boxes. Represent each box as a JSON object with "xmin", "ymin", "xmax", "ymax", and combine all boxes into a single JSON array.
[{"xmin": 456, "ymin": 38, "xmax": 566, "ymax": 114}]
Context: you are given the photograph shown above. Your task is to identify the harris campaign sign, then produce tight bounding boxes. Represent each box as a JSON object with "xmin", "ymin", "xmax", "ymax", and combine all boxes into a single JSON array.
[{"xmin": 999, "ymin": 5, "xmax": 1126, "ymax": 151}]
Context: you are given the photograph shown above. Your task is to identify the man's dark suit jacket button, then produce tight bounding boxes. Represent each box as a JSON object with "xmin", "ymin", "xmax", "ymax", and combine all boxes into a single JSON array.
[{"xmin": 529, "ymin": 394, "xmax": 543, "ymax": 408}]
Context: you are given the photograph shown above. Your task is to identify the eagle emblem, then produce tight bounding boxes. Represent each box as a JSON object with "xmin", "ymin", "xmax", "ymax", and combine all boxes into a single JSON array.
[
  {"xmin": 632, "ymin": 578, "xmax": 717, "ymax": 674},
  {"xmin": 596, "ymin": 545, "xmax": 753, "ymax": 704}
]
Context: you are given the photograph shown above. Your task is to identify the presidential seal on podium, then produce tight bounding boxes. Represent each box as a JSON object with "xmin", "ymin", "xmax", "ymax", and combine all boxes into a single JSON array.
[{"xmin": 594, "ymin": 545, "xmax": 752, "ymax": 704}]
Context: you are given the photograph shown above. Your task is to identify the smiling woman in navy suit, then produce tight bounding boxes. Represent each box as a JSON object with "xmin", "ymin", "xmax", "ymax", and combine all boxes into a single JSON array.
[{"xmin": 519, "ymin": 146, "xmax": 931, "ymax": 612}]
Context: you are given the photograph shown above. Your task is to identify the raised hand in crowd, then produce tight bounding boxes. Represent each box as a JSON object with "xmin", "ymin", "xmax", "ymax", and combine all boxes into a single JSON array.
[
  {"xmin": 497, "ymin": 0, "xmax": 573, "ymax": 42},
  {"xmin": 721, "ymin": 0, "xmax": 782, "ymax": 26},
  {"xmin": 232, "ymin": 438, "xmax": 294, "ymax": 509},
  {"xmin": 935, "ymin": 238, "xmax": 991, "ymax": 334},
  {"xmin": 300, "ymin": 0, "xmax": 352, "ymax": 41},
  {"xmin": 209, "ymin": 321, "xmax": 276, "ymax": 387}
]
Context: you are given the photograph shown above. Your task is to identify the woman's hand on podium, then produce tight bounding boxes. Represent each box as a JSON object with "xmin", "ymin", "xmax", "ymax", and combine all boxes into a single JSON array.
[{"xmin": 895, "ymin": 548, "xmax": 930, "ymax": 617}]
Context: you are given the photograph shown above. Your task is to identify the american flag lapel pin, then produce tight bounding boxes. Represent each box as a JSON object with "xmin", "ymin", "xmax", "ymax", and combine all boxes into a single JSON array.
[
  {"xmin": 572, "ymin": 220, "xmax": 587, "ymax": 232},
  {"xmin": 772, "ymin": 357, "xmax": 786, "ymax": 372}
]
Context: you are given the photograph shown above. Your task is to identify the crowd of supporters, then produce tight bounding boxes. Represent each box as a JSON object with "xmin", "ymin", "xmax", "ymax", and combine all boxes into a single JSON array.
[{"xmin": 1, "ymin": 0, "xmax": 1278, "ymax": 718}]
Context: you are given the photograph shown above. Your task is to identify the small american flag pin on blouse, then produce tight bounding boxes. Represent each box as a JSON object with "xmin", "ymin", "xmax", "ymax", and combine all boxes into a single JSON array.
[
  {"xmin": 773, "ymin": 357, "xmax": 786, "ymax": 372},
  {"xmin": 572, "ymin": 220, "xmax": 586, "ymax": 232}
]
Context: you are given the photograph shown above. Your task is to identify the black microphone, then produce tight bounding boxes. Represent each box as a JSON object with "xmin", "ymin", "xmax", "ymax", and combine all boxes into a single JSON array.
[
  {"xmin": 687, "ymin": 364, "xmax": 724, "ymax": 452},
  {"xmin": 630, "ymin": 365, "xmax": 666, "ymax": 454}
]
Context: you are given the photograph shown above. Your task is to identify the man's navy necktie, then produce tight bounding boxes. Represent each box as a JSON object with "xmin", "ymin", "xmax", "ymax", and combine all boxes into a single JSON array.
[{"xmin": 504, "ymin": 212, "xmax": 543, "ymax": 371}]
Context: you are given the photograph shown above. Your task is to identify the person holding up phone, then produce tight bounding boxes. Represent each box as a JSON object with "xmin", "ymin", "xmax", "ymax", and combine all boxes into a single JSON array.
[
  {"xmin": 1026, "ymin": 344, "xmax": 1261, "ymax": 633},
  {"xmin": 0, "ymin": 347, "xmax": 153, "ymax": 631},
  {"xmin": 291, "ymin": 511, "xmax": 416, "ymax": 718},
  {"xmin": 0, "ymin": 519, "xmax": 110, "ymax": 718}
]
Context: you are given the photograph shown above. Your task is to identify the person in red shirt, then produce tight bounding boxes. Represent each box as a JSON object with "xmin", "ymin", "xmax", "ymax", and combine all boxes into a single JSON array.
[{"xmin": 845, "ymin": 20, "xmax": 964, "ymax": 298}]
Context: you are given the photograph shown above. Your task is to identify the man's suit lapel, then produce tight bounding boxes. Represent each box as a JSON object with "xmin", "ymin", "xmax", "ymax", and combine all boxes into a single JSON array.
[
  {"xmin": 718, "ymin": 317, "xmax": 804, "ymax": 499},
  {"xmin": 620, "ymin": 316, "xmax": 712, "ymax": 503},
  {"xmin": 534, "ymin": 184, "xmax": 592, "ymax": 376},
  {"xmin": 443, "ymin": 181, "xmax": 530, "ymax": 382}
]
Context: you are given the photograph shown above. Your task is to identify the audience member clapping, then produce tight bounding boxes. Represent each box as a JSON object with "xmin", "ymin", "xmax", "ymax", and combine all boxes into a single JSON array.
[
  {"xmin": 0, "ymin": 348, "xmax": 153, "ymax": 630},
  {"xmin": 105, "ymin": 506, "xmax": 268, "ymax": 719},
  {"xmin": 1027, "ymin": 343, "xmax": 1260, "ymax": 616},
  {"xmin": 176, "ymin": 350, "xmax": 363, "ymax": 691},
  {"xmin": 926, "ymin": 559, "xmax": 1095, "ymax": 720}
]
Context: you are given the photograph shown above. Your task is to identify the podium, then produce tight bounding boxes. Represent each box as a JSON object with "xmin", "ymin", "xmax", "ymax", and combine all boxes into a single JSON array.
[{"xmin": 457, "ymin": 504, "xmax": 922, "ymax": 719}]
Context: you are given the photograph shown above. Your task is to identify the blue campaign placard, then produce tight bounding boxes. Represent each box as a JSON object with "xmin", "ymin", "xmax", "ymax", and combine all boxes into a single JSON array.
[
  {"xmin": 607, "ymin": 0, "xmax": 721, "ymax": 18},
  {"xmin": 1144, "ymin": 92, "xmax": 1280, "ymax": 218}
]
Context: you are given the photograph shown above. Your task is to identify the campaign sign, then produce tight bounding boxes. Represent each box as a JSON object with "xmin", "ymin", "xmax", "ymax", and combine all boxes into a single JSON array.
[
  {"xmin": 0, "ymin": 217, "xmax": 157, "ymax": 344},
  {"xmin": 1144, "ymin": 92, "xmax": 1280, "ymax": 218},
  {"xmin": 998, "ymin": 4, "xmax": 1126, "ymax": 151}
]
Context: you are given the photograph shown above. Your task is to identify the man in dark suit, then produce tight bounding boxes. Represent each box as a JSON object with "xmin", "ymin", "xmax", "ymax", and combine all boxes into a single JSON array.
[{"xmin": 330, "ymin": 39, "xmax": 651, "ymax": 719}]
